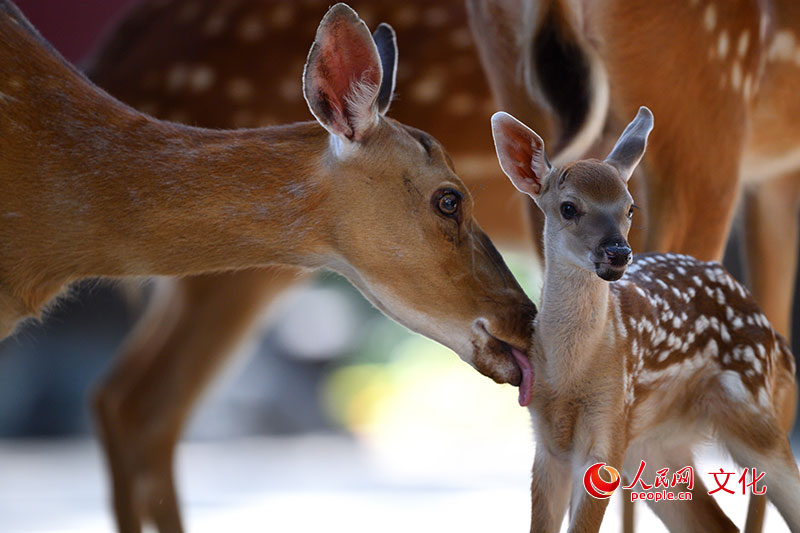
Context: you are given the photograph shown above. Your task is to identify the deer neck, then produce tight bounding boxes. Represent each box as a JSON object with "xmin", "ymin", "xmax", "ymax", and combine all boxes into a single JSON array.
[
  {"xmin": 537, "ymin": 241, "xmax": 612, "ymax": 388},
  {"xmin": 0, "ymin": 6, "xmax": 340, "ymax": 312},
  {"xmin": 3, "ymin": 108, "xmax": 336, "ymax": 311}
]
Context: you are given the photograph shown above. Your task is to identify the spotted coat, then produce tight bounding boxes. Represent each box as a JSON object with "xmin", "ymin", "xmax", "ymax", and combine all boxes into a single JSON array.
[{"xmin": 610, "ymin": 252, "xmax": 795, "ymax": 415}]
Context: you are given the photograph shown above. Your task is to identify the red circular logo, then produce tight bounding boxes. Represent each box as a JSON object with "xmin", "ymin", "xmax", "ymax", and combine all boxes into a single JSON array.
[{"xmin": 583, "ymin": 462, "xmax": 621, "ymax": 499}]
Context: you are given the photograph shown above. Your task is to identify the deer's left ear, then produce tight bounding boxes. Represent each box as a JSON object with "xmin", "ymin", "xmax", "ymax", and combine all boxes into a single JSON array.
[
  {"xmin": 491, "ymin": 112, "xmax": 552, "ymax": 198},
  {"xmin": 372, "ymin": 23, "xmax": 397, "ymax": 115},
  {"xmin": 605, "ymin": 106, "xmax": 654, "ymax": 182}
]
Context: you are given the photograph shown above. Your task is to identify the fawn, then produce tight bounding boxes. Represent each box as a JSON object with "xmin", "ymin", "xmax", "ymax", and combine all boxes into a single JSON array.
[{"xmin": 491, "ymin": 107, "xmax": 800, "ymax": 532}]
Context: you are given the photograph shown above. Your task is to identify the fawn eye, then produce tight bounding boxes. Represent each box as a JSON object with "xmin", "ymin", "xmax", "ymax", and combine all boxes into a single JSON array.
[
  {"xmin": 436, "ymin": 190, "xmax": 460, "ymax": 217},
  {"xmin": 627, "ymin": 206, "xmax": 635, "ymax": 219},
  {"xmin": 560, "ymin": 202, "xmax": 578, "ymax": 220}
]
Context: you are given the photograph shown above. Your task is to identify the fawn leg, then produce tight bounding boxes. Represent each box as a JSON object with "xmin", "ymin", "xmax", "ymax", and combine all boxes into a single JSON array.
[
  {"xmin": 529, "ymin": 445, "xmax": 572, "ymax": 533},
  {"xmin": 94, "ymin": 267, "xmax": 303, "ymax": 532},
  {"xmin": 624, "ymin": 442, "xmax": 736, "ymax": 533}
]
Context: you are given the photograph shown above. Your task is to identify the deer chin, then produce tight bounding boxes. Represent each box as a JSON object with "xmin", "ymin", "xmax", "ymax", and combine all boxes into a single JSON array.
[
  {"xmin": 594, "ymin": 261, "xmax": 627, "ymax": 281},
  {"xmin": 471, "ymin": 320, "xmax": 534, "ymax": 406}
]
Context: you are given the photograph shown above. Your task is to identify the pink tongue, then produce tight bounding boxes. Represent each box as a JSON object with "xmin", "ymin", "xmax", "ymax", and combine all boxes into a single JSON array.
[{"xmin": 511, "ymin": 348, "xmax": 533, "ymax": 407}]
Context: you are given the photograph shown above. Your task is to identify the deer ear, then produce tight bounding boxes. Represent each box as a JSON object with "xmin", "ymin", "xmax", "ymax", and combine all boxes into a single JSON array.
[
  {"xmin": 303, "ymin": 4, "xmax": 383, "ymax": 142},
  {"xmin": 372, "ymin": 23, "xmax": 397, "ymax": 115},
  {"xmin": 491, "ymin": 112, "xmax": 552, "ymax": 198},
  {"xmin": 605, "ymin": 106, "xmax": 654, "ymax": 182}
]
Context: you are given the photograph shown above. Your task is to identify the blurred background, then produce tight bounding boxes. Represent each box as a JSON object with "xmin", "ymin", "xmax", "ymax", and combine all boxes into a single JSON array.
[{"xmin": 1, "ymin": 1, "xmax": 798, "ymax": 532}]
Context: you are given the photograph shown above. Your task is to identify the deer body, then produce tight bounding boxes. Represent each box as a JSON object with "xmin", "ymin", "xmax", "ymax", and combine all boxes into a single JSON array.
[
  {"xmin": 492, "ymin": 108, "xmax": 800, "ymax": 532},
  {"xmin": 0, "ymin": 0, "xmax": 536, "ymax": 384},
  {"xmin": 53, "ymin": 2, "xmax": 534, "ymax": 531},
  {"xmin": 468, "ymin": 0, "xmax": 800, "ymax": 342},
  {"xmin": 0, "ymin": 7, "xmax": 539, "ymax": 530}
]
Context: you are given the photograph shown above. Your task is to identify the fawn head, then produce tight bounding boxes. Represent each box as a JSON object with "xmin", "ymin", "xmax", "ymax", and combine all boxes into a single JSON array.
[
  {"xmin": 491, "ymin": 107, "xmax": 654, "ymax": 281},
  {"xmin": 304, "ymin": 4, "xmax": 535, "ymax": 398}
]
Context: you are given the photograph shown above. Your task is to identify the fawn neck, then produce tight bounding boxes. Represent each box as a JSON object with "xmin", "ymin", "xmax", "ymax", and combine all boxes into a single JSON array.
[{"xmin": 538, "ymin": 233, "xmax": 613, "ymax": 386}]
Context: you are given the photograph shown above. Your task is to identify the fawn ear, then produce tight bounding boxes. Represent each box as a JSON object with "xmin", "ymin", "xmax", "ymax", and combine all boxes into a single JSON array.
[
  {"xmin": 303, "ymin": 4, "xmax": 383, "ymax": 142},
  {"xmin": 372, "ymin": 23, "xmax": 397, "ymax": 115},
  {"xmin": 491, "ymin": 112, "xmax": 552, "ymax": 198},
  {"xmin": 605, "ymin": 106, "xmax": 654, "ymax": 182}
]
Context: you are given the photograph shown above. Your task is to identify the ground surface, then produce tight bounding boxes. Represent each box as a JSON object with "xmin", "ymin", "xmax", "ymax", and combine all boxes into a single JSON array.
[{"xmin": 0, "ymin": 435, "xmax": 793, "ymax": 532}]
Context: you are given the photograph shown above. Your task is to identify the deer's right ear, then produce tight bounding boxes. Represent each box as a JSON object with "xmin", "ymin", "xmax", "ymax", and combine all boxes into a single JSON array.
[
  {"xmin": 303, "ymin": 4, "xmax": 383, "ymax": 142},
  {"xmin": 491, "ymin": 112, "xmax": 552, "ymax": 197},
  {"xmin": 604, "ymin": 106, "xmax": 654, "ymax": 182}
]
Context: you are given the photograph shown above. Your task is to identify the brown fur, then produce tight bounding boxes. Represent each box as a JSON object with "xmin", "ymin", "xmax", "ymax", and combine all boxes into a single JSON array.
[
  {"xmin": 467, "ymin": 0, "xmax": 800, "ymax": 347},
  {"xmin": 1, "ymin": 6, "xmax": 538, "ymax": 530},
  {"xmin": 492, "ymin": 114, "xmax": 800, "ymax": 532}
]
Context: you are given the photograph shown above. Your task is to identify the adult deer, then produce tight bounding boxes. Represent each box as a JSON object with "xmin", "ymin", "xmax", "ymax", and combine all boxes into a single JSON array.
[
  {"xmin": 80, "ymin": 2, "xmax": 531, "ymax": 531},
  {"xmin": 1, "ymin": 2, "xmax": 536, "ymax": 529},
  {"xmin": 492, "ymin": 107, "xmax": 800, "ymax": 533},
  {"xmin": 467, "ymin": 0, "xmax": 800, "ymax": 344}
]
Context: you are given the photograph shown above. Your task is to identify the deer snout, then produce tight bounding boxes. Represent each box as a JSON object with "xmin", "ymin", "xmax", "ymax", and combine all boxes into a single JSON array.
[
  {"xmin": 594, "ymin": 239, "xmax": 631, "ymax": 281},
  {"xmin": 604, "ymin": 244, "xmax": 632, "ymax": 267}
]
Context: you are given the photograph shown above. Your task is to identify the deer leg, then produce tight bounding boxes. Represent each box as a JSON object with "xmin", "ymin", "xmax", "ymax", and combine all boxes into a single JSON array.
[
  {"xmin": 742, "ymin": 172, "xmax": 800, "ymax": 340},
  {"xmin": 566, "ymin": 447, "xmax": 626, "ymax": 533},
  {"xmin": 624, "ymin": 442, "xmax": 736, "ymax": 533},
  {"xmin": 529, "ymin": 445, "xmax": 571, "ymax": 533},
  {"xmin": 94, "ymin": 267, "xmax": 303, "ymax": 533},
  {"xmin": 638, "ymin": 120, "xmax": 745, "ymax": 261}
]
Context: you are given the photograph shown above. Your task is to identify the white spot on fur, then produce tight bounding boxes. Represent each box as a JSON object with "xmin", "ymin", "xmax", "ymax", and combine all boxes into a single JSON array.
[
  {"xmin": 717, "ymin": 31, "xmax": 730, "ymax": 58},
  {"xmin": 411, "ymin": 69, "xmax": 446, "ymax": 104},
  {"xmin": 238, "ymin": 16, "xmax": 265, "ymax": 42},
  {"xmin": 760, "ymin": 14, "xmax": 769, "ymax": 42},
  {"xmin": 738, "ymin": 31, "xmax": 750, "ymax": 57},
  {"xmin": 719, "ymin": 323, "xmax": 731, "ymax": 343},
  {"xmin": 719, "ymin": 370, "xmax": 749, "ymax": 401},
  {"xmin": 768, "ymin": 30, "xmax": 796, "ymax": 62},
  {"xmin": 703, "ymin": 5, "xmax": 717, "ymax": 32},
  {"xmin": 705, "ymin": 338, "xmax": 719, "ymax": 357},
  {"xmin": 190, "ymin": 65, "xmax": 215, "ymax": 92}
]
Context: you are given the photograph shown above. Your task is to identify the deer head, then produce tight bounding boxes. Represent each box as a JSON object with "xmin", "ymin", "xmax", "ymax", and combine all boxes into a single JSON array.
[
  {"xmin": 491, "ymin": 106, "xmax": 654, "ymax": 281},
  {"xmin": 297, "ymin": 4, "xmax": 538, "ymax": 396}
]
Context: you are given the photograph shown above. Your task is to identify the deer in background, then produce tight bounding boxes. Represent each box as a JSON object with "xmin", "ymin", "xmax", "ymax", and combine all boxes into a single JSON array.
[
  {"xmin": 468, "ymin": 0, "xmax": 800, "ymax": 345},
  {"xmin": 492, "ymin": 107, "xmax": 800, "ymax": 533},
  {"xmin": 1, "ymin": 3, "xmax": 537, "ymax": 530}
]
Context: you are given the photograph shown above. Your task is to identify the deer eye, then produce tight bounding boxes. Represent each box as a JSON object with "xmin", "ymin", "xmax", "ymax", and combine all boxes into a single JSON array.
[
  {"xmin": 560, "ymin": 202, "xmax": 578, "ymax": 220},
  {"xmin": 436, "ymin": 190, "xmax": 460, "ymax": 217},
  {"xmin": 627, "ymin": 206, "xmax": 634, "ymax": 219}
]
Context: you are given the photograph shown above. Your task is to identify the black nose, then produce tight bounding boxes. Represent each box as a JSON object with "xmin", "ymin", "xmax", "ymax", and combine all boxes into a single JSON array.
[{"xmin": 605, "ymin": 245, "xmax": 632, "ymax": 266}]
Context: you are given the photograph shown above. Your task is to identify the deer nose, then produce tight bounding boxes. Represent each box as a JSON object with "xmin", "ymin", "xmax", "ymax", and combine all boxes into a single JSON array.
[{"xmin": 605, "ymin": 245, "xmax": 632, "ymax": 266}]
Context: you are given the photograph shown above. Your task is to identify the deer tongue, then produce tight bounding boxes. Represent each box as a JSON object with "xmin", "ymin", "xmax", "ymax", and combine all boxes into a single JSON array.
[{"xmin": 511, "ymin": 347, "xmax": 533, "ymax": 407}]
